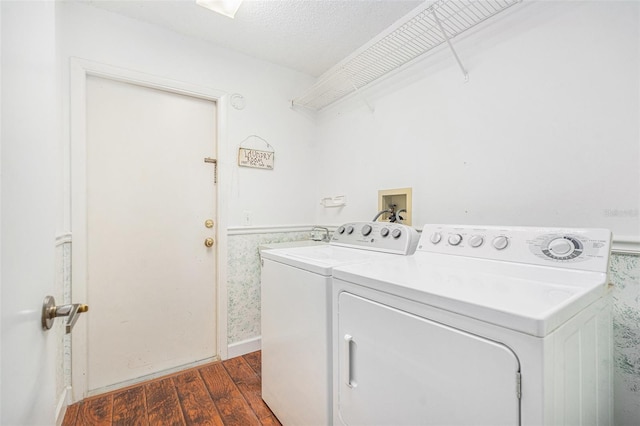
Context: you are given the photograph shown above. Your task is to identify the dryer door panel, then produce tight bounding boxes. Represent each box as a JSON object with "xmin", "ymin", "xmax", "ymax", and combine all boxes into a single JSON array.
[{"xmin": 337, "ymin": 292, "xmax": 520, "ymax": 426}]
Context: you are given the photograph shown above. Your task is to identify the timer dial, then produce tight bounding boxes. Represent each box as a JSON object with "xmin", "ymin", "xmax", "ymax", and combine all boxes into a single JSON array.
[
  {"xmin": 392, "ymin": 229, "xmax": 402, "ymax": 239},
  {"xmin": 542, "ymin": 236, "xmax": 583, "ymax": 260},
  {"xmin": 548, "ymin": 238, "xmax": 572, "ymax": 255}
]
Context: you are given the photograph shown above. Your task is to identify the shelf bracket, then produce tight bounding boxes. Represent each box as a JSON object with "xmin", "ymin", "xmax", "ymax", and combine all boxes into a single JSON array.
[
  {"xmin": 433, "ymin": 10, "xmax": 469, "ymax": 82},
  {"xmin": 350, "ymin": 80, "xmax": 375, "ymax": 113}
]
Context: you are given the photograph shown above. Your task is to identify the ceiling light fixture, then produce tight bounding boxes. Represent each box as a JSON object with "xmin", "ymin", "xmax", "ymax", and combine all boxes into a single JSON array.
[{"xmin": 196, "ymin": 0, "xmax": 244, "ymax": 19}]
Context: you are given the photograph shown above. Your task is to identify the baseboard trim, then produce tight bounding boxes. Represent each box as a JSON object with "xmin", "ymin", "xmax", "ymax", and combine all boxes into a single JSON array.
[
  {"xmin": 227, "ymin": 337, "xmax": 261, "ymax": 359},
  {"xmin": 86, "ymin": 355, "xmax": 219, "ymax": 397}
]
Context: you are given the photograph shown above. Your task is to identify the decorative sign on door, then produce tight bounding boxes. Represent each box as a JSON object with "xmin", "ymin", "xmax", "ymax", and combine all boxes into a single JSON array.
[{"xmin": 238, "ymin": 135, "xmax": 275, "ymax": 170}]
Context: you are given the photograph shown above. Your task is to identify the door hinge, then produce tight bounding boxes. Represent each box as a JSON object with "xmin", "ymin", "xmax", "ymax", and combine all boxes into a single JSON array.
[
  {"xmin": 516, "ymin": 372, "xmax": 522, "ymax": 399},
  {"xmin": 204, "ymin": 157, "xmax": 217, "ymax": 184}
]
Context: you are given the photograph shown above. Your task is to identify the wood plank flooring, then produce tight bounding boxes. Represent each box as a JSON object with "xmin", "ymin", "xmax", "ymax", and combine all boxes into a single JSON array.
[{"xmin": 63, "ymin": 351, "xmax": 281, "ymax": 426}]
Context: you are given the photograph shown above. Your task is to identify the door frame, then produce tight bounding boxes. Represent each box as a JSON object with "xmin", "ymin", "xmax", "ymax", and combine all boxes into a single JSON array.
[{"xmin": 69, "ymin": 57, "xmax": 229, "ymax": 402}]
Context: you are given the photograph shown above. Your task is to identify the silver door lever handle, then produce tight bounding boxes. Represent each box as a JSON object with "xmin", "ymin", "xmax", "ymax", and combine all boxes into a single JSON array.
[{"xmin": 41, "ymin": 295, "xmax": 89, "ymax": 334}]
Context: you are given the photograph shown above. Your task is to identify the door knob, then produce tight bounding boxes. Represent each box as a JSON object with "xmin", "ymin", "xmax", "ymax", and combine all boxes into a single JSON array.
[
  {"xmin": 204, "ymin": 238, "xmax": 214, "ymax": 247},
  {"xmin": 42, "ymin": 295, "xmax": 89, "ymax": 334}
]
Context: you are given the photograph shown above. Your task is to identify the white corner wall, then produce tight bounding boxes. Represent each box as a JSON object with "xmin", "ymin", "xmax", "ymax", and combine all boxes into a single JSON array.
[
  {"xmin": 313, "ymin": 0, "xmax": 639, "ymax": 243},
  {"xmin": 57, "ymin": 2, "xmax": 317, "ymax": 230}
]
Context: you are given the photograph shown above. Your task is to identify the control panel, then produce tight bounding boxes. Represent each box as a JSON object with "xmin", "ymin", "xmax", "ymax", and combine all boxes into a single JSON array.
[
  {"xmin": 418, "ymin": 224, "xmax": 612, "ymax": 272},
  {"xmin": 331, "ymin": 222, "xmax": 420, "ymax": 255}
]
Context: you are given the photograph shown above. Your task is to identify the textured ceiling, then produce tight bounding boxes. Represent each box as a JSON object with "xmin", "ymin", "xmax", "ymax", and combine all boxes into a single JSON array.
[{"xmin": 81, "ymin": 0, "xmax": 425, "ymax": 77}]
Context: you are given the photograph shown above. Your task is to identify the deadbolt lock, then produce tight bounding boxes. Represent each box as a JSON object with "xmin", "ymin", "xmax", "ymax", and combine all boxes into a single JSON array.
[
  {"xmin": 205, "ymin": 219, "xmax": 214, "ymax": 228},
  {"xmin": 204, "ymin": 238, "xmax": 214, "ymax": 248}
]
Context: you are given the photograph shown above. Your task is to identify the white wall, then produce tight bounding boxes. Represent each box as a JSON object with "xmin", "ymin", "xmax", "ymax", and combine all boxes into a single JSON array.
[
  {"xmin": 314, "ymin": 1, "xmax": 640, "ymax": 242},
  {"xmin": 57, "ymin": 2, "xmax": 317, "ymax": 230},
  {"xmin": 1, "ymin": 1, "xmax": 61, "ymax": 424}
]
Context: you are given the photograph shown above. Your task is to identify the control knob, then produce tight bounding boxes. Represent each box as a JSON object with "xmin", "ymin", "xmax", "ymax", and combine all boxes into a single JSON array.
[
  {"xmin": 380, "ymin": 228, "xmax": 390, "ymax": 237},
  {"xmin": 492, "ymin": 236, "xmax": 509, "ymax": 250},
  {"xmin": 548, "ymin": 238, "xmax": 573, "ymax": 255},
  {"xmin": 430, "ymin": 232, "xmax": 442, "ymax": 244},
  {"xmin": 542, "ymin": 236, "xmax": 582, "ymax": 260},
  {"xmin": 448, "ymin": 234, "xmax": 462, "ymax": 246},
  {"xmin": 391, "ymin": 229, "xmax": 402, "ymax": 239},
  {"xmin": 469, "ymin": 235, "xmax": 484, "ymax": 248},
  {"xmin": 346, "ymin": 225, "xmax": 354, "ymax": 235},
  {"xmin": 361, "ymin": 224, "xmax": 372, "ymax": 236}
]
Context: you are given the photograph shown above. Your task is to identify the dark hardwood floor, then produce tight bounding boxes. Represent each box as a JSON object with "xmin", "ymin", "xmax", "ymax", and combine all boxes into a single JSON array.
[{"xmin": 62, "ymin": 351, "xmax": 281, "ymax": 426}]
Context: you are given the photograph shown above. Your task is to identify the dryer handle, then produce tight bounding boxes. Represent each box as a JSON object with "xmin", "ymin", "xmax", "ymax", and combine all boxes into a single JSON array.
[{"xmin": 344, "ymin": 334, "xmax": 357, "ymax": 388}]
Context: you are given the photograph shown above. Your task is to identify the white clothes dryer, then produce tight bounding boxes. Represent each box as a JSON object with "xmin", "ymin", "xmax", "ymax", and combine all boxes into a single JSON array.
[
  {"xmin": 332, "ymin": 224, "xmax": 613, "ymax": 426},
  {"xmin": 261, "ymin": 222, "xmax": 419, "ymax": 426}
]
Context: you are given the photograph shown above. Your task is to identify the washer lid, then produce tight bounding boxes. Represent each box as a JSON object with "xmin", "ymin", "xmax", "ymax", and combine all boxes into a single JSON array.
[
  {"xmin": 261, "ymin": 244, "xmax": 397, "ymax": 276},
  {"xmin": 332, "ymin": 252, "xmax": 609, "ymax": 337}
]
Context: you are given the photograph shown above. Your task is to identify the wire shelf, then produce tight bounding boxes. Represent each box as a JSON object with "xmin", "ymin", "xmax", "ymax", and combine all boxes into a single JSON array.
[{"xmin": 292, "ymin": 0, "xmax": 521, "ymax": 111}]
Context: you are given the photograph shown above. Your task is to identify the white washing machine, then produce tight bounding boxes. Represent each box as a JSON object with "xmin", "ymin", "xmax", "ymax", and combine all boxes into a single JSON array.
[
  {"xmin": 261, "ymin": 222, "xmax": 419, "ymax": 426},
  {"xmin": 332, "ymin": 224, "xmax": 613, "ymax": 426}
]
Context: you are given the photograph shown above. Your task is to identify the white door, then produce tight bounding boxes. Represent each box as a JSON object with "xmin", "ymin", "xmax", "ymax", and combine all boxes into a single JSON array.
[
  {"xmin": 1, "ymin": 2, "xmax": 59, "ymax": 424},
  {"xmin": 84, "ymin": 76, "xmax": 218, "ymax": 394},
  {"xmin": 337, "ymin": 292, "xmax": 521, "ymax": 426}
]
